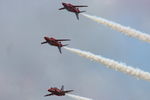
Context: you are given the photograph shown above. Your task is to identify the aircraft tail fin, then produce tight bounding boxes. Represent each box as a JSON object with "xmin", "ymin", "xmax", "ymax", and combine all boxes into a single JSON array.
[
  {"xmin": 58, "ymin": 46, "xmax": 62, "ymax": 54},
  {"xmin": 61, "ymin": 85, "xmax": 64, "ymax": 91},
  {"xmin": 75, "ymin": 11, "xmax": 85, "ymax": 20},
  {"xmin": 75, "ymin": 13, "xmax": 79, "ymax": 20},
  {"xmin": 58, "ymin": 44, "xmax": 68, "ymax": 54}
]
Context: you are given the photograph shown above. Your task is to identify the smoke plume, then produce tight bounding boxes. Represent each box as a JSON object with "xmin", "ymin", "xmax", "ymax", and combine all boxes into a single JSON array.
[
  {"xmin": 81, "ymin": 13, "xmax": 150, "ymax": 43},
  {"xmin": 66, "ymin": 94, "xmax": 93, "ymax": 100},
  {"xmin": 64, "ymin": 47, "xmax": 150, "ymax": 82}
]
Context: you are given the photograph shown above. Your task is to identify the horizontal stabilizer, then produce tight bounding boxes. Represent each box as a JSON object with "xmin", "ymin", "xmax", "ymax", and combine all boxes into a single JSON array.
[
  {"xmin": 62, "ymin": 44, "xmax": 69, "ymax": 46},
  {"xmin": 56, "ymin": 39, "xmax": 71, "ymax": 41},
  {"xmin": 80, "ymin": 11, "xmax": 86, "ymax": 13},
  {"xmin": 73, "ymin": 5, "xmax": 88, "ymax": 7},
  {"xmin": 64, "ymin": 90, "xmax": 74, "ymax": 93}
]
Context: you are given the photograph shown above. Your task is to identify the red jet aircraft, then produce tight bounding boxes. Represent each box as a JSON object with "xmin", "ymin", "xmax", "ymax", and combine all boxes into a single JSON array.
[
  {"xmin": 59, "ymin": 2, "xmax": 88, "ymax": 20},
  {"xmin": 44, "ymin": 85, "xmax": 73, "ymax": 97},
  {"xmin": 41, "ymin": 36, "xmax": 70, "ymax": 54}
]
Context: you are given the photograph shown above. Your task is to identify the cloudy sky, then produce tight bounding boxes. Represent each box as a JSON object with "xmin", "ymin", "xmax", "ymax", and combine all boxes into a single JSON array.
[{"xmin": 1, "ymin": 0, "xmax": 150, "ymax": 100}]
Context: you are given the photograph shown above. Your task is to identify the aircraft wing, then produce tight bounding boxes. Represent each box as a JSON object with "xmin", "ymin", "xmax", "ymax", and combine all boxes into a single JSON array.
[
  {"xmin": 73, "ymin": 5, "xmax": 88, "ymax": 7},
  {"xmin": 41, "ymin": 41, "xmax": 47, "ymax": 44},
  {"xmin": 59, "ymin": 7, "xmax": 65, "ymax": 10},
  {"xmin": 44, "ymin": 93, "xmax": 53, "ymax": 97},
  {"xmin": 56, "ymin": 39, "xmax": 71, "ymax": 41}
]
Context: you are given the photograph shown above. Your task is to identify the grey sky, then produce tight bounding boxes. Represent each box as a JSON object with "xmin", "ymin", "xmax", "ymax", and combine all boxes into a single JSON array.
[{"xmin": 0, "ymin": 0, "xmax": 150, "ymax": 100}]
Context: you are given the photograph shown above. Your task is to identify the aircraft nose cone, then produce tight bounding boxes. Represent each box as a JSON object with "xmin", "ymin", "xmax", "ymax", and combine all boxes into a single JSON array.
[
  {"xmin": 48, "ymin": 89, "xmax": 51, "ymax": 92},
  {"xmin": 44, "ymin": 37, "xmax": 47, "ymax": 40}
]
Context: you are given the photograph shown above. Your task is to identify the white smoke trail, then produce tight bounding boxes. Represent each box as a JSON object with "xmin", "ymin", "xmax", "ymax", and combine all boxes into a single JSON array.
[
  {"xmin": 64, "ymin": 47, "xmax": 150, "ymax": 82},
  {"xmin": 66, "ymin": 94, "xmax": 93, "ymax": 100},
  {"xmin": 81, "ymin": 13, "xmax": 150, "ymax": 43}
]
